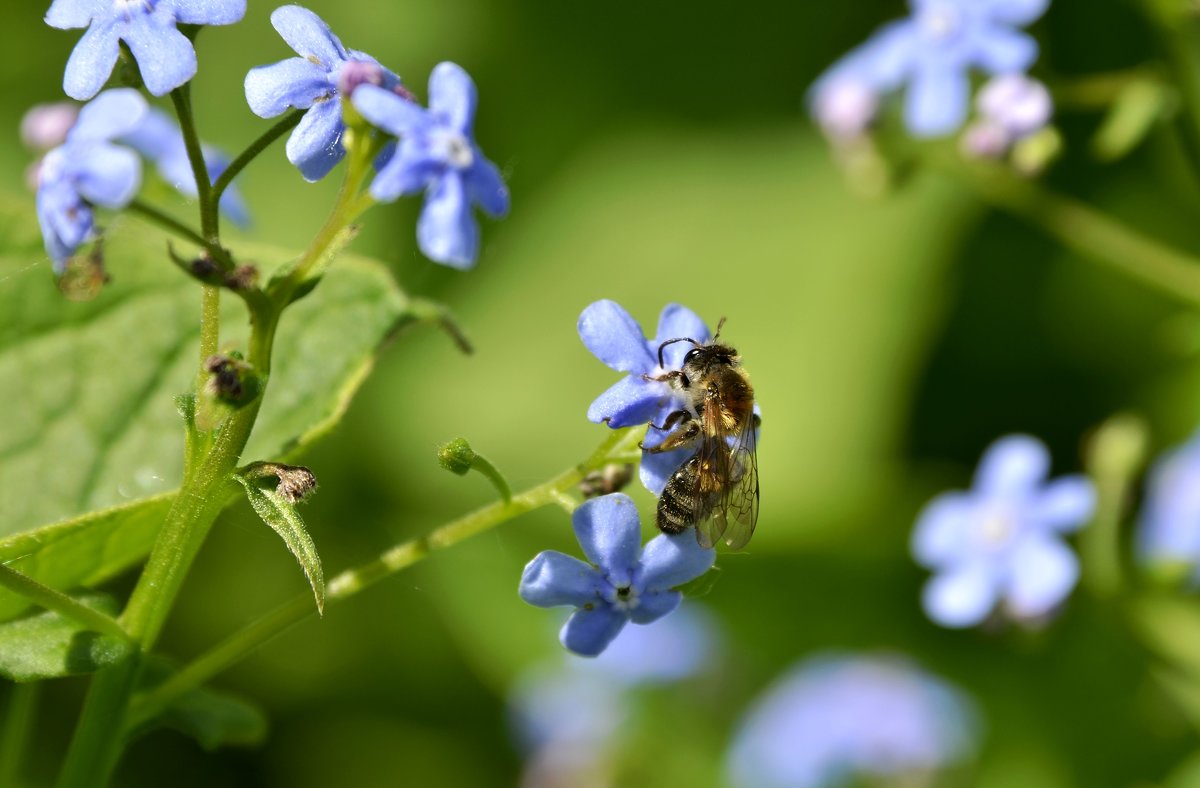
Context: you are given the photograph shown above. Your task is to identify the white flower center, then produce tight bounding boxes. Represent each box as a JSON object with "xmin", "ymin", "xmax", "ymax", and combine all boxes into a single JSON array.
[
  {"xmin": 113, "ymin": 0, "xmax": 153, "ymax": 12},
  {"xmin": 610, "ymin": 584, "xmax": 640, "ymax": 612},
  {"xmin": 433, "ymin": 130, "xmax": 475, "ymax": 169},
  {"xmin": 979, "ymin": 510, "xmax": 1016, "ymax": 547},
  {"xmin": 920, "ymin": 5, "xmax": 961, "ymax": 40}
]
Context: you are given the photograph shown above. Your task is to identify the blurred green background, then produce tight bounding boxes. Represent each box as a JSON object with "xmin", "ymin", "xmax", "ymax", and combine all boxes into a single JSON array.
[{"xmin": 6, "ymin": 0, "xmax": 1200, "ymax": 785}]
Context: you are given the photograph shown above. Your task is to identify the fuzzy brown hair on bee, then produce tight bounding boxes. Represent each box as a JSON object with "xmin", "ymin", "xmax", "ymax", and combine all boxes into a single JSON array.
[{"xmin": 640, "ymin": 318, "xmax": 759, "ymax": 550}]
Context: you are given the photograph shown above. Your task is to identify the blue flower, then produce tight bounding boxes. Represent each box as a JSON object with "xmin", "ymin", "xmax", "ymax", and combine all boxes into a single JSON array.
[
  {"xmin": 911, "ymin": 435, "xmax": 1095, "ymax": 628},
  {"xmin": 578, "ymin": 300, "xmax": 709, "ymax": 430},
  {"xmin": 1138, "ymin": 430, "xmax": 1200, "ymax": 579},
  {"xmin": 119, "ymin": 107, "xmax": 249, "ymax": 227},
  {"xmin": 812, "ymin": 0, "xmax": 1047, "ymax": 137},
  {"xmin": 518, "ymin": 493, "xmax": 715, "ymax": 657},
  {"xmin": 728, "ymin": 653, "xmax": 977, "ymax": 788},
  {"xmin": 352, "ymin": 62, "xmax": 509, "ymax": 268},
  {"xmin": 36, "ymin": 88, "xmax": 147, "ymax": 273},
  {"xmin": 244, "ymin": 5, "xmax": 402, "ymax": 183},
  {"xmin": 46, "ymin": 0, "xmax": 246, "ymax": 100}
]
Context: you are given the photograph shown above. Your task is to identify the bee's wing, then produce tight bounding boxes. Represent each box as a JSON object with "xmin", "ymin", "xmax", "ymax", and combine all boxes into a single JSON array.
[
  {"xmin": 719, "ymin": 425, "xmax": 759, "ymax": 550},
  {"xmin": 692, "ymin": 434, "xmax": 730, "ymax": 550}
]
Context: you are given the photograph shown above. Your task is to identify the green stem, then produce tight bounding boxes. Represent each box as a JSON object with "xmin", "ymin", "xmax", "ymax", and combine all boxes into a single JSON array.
[
  {"xmin": 0, "ymin": 564, "xmax": 128, "ymax": 641},
  {"xmin": 57, "ymin": 136, "xmax": 384, "ymax": 788},
  {"xmin": 1082, "ymin": 415, "xmax": 1148, "ymax": 598},
  {"xmin": 169, "ymin": 86, "xmax": 218, "ymax": 243},
  {"xmin": 470, "ymin": 452, "xmax": 512, "ymax": 502},
  {"xmin": 211, "ymin": 110, "xmax": 303, "ymax": 205},
  {"xmin": 199, "ymin": 286, "xmax": 220, "ymax": 363},
  {"xmin": 1, "ymin": 682, "xmax": 38, "ymax": 788},
  {"xmin": 128, "ymin": 427, "xmax": 644, "ymax": 723},
  {"xmin": 125, "ymin": 200, "xmax": 216, "ymax": 256},
  {"xmin": 1141, "ymin": 0, "xmax": 1200, "ymax": 182},
  {"xmin": 952, "ymin": 161, "xmax": 1200, "ymax": 306}
]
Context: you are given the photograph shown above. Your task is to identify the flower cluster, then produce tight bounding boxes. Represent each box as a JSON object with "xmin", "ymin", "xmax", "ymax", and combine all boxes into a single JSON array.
[
  {"xmin": 39, "ymin": 2, "xmax": 509, "ymax": 273},
  {"xmin": 811, "ymin": 0, "xmax": 1052, "ymax": 145},
  {"xmin": 911, "ymin": 435, "xmax": 1095, "ymax": 628},
  {"xmin": 247, "ymin": 5, "xmax": 509, "ymax": 267},
  {"xmin": 519, "ymin": 494, "xmax": 715, "ymax": 656},
  {"xmin": 727, "ymin": 653, "xmax": 978, "ymax": 788}
]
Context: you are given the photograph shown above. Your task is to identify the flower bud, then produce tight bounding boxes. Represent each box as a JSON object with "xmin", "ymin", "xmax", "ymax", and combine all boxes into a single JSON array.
[
  {"xmin": 205, "ymin": 354, "xmax": 259, "ymax": 404},
  {"xmin": 337, "ymin": 60, "xmax": 387, "ymax": 98},
  {"xmin": 977, "ymin": 74, "xmax": 1053, "ymax": 139},
  {"xmin": 438, "ymin": 438, "xmax": 476, "ymax": 475},
  {"xmin": 20, "ymin": 102, "xmax": 79, "ymax": 151},
  {"xmin": 960, "ymin": 121, "xmax": 1011, "ymax": 159},
  {"xmin": 813, "ymin": 78, "xmax": 878, "ymax": 141}
]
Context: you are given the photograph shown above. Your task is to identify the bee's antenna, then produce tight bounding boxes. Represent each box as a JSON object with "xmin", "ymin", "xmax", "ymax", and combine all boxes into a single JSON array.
[
  {"xmin": 713, "ymin": 317, "xmax": 727, "ymax": 342},
  {"xmin": 657, "ymin": 337, "xmax": 701, "ymax": 369}
]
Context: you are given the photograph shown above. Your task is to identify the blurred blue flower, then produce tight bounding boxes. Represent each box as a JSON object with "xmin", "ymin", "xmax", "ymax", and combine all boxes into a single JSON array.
[
  {"xmin": 728, "ymin": 653, "xmax": 978, "ymax": 788},
  {"xmin": 46, "ymin": 0, "xmax": 246, "ymax": 100},
  {"xmin": 244, "ymin": 5, "xmax": 402, "ymax": 182},
  {"xmin": 811, "ymin": 0, "xmax": 1047, "ymax": 138},
  {"xmin": 570, "ymin": 602, "xmax": 720, "ymax": 685},
  {"xmin": 578, "ymin": 300, "xmax": 709, "ymax": 430},
  {"xmin": 519, "ymin": 494, "xmax": 715, "ymax": 657},
  {"xmin": 36, "ymin": 88, "xmax": 147, "ymax": 273},
  {"xmin": 1139, "ymin": 430, "xmax": 1200, "ymax": 577},
  {"xmin": 120, "ymin": 108, "xmax": 249, "ymax": 226},
  {"xmin": 352, "ymin": 62, "xmax": 509, "ymax": 268},
  {"xmin": 912, "ymin": 435, "xmax": 1094, "ymax": 628}
]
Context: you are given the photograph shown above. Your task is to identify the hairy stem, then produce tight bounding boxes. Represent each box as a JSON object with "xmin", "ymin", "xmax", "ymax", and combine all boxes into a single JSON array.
[
  {"xmin": 952, "ymin": 161, "xmax": 1200, "ymax": 305},
  {"xmin": 129, "ymin": 428, "xmax": 644, "ymax": 723},
  {"xmin": 169, "ymin": 86, "xmax": 217, "ymax": 243},
  {"xmin": 0, "ymin": 564, "xmax": 128, "ymax": 641},
  {"xmin": 212, "ymin": 110, "xmax": 303, "ymax": 205}
]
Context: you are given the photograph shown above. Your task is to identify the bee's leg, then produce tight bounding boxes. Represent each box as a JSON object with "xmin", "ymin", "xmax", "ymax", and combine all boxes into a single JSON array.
[
  {"xmin": 642, "ymin": 369, "xmax": 689, "ymax": 389},
  {"xmin": 641, "ymin": 418, "xmax": 700, "ymax": 453},
  {"xmin": 648, "ymin": 409, "xmax": 692, "ymax": 433}
]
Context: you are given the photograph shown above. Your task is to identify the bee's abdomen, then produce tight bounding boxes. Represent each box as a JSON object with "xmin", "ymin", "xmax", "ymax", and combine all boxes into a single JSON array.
[{"xmin": 657, "ymin": 457, "xmax": 699, "ymax": 534}]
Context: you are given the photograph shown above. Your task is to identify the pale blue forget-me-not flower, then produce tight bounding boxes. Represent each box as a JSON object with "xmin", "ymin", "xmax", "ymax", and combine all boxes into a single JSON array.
[
  {"xmin": 518, "ymin": 493, "xmax": 715, "ymax": 657},
  {"xmin": 728, "ymin": 653, "xmax": 977, "ymax": 788},
  {"xmin": 912, "ymin": 435, "xmax": 1095, "ymax": 628},
  {"xmin": 244, "ymin": 5, "xmax": 403, "ymax": 183},
  {"xmin": 812, "ymin": 0, "xmax": 1048, "ymax": 138},
  {"xmin": 120, "ymin": 107, "xmax": 249, "ymax": 226},
  {"xmin": 1138, "ymin": 430, "xmax": 1200, "ymax": 579},
  {"xmin": 46, "ymin": 0, "xmax": 246, "ymax": 100},
  {"xmin": 352, "ymin": 62, "xmax": 509, "ymax": 268},
  {"xmin": 36, "ymin": 88, "xmax": 147, "ymax": 273}
]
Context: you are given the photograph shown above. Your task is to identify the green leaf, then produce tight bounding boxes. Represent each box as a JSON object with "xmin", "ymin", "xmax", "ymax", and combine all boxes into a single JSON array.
[
  {"xmin": 232, "ymin": 474, "xmax": 325, "ymax": 615},
  {"xmin": 131, "ymin": 658, "xmax": 268, "ymax": 750},
  {"xmin": 0, "ymin": 594, "xmax": 131, "ymax": 682},
  {"xmin": 0, "ymin": 194, "xmax": 412, "ymax": 620}
]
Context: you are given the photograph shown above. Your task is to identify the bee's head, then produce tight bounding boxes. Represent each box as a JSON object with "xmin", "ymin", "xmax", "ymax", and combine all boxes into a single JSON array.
[{"xmin": 682, "ymin": 342, "xmax": 739, "ymax": 375}]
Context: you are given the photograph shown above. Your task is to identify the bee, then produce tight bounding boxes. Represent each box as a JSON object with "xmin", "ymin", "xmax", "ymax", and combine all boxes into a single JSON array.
[{"xmin": 641, "ymin": 318, "xmax": 759, "ymax": 550}]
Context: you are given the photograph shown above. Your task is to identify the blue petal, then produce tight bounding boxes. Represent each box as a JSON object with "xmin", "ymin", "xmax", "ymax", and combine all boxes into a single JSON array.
[
  {"xmin": 922, "ymin": 563, "xmax": 998, "ymax": 628},
  {"xmin": 71, "ymin": 88, "xmax": 148, "ymax": 143},
  {"xmin": 911, "ymin": 492, "xmax": 975, "ymax": 568},
  {"xmin": 418, "ymin": 173, "xmax": 478, "ymax": 268},
  {"xmin": 286, "ymin": 99, "xmax": 345, "ymax": 182},
  {"xmin": 627, "ymin": 590, "xmax": 681, "ymax": 624},
  {"xmin": 46, "ymin": 0, "xmax": 107, "ymax": 28},
  {"xmin": 560, "ymin": 606, "xmax": 628, "ymax": 657},
  {"xmin": 586, "ymin": 375, "xmax": 671, "ymax": 428},
  {"xmin": 904, "ymin": 62, "xmax": 970, "ymax": 137},
  {"xmin": 974, "ymin": 434, "xmax": 1049, "ymax": 497},
  {"xmin": 639, "ymin": 439, "xmax": 691, "ymax": 497},
  {"xmin": 972, "ymin": 27, "xmax": 1038, "ymax": 74},
  {"xmin": 352, "ymin": 84, "xmax": 430, "ymax": 136},
  {"xmin": 73, "ymin": 143, "xmax": 142, "ymax": 207},
  {"xmin": 654, "ymin": 304, "xmax": 710, "ymax": 369},
  {"xmin": 519, "ymin": 551, "xmax": 604, "ymax": 608},
  {"xmin": 852, "ymin": 19, "xmax": 919, "ymax": 90},
  {"xmin": 117, "ymin": 106, "xmax": 178, "ymax": 159},
  {"xmin": 465, "ymin": 157, "xmax": 509, "ymax": 217},
  {"xmin": 572, "ymin": 494, "xmax": 643, "ymax": 585},
  {"xmin": 369, "ymin": 143, "xmax": 438, "ymax": 201},
  {"xmin": 1005, "ymin": 536, "xmax": 1078, "ymax": 618},
  {"xmin": 269, "ymin": 4, "xmax": 346, "ymax": 68},
  {"xmin": 244, "ymin": 58, "xmax": 332, "ymax": 117},
  {"xmin": 1034, "ymin": 476, "xmax": 1095, "ymax": 533},
  {"xmin": 62, "ymin": 19, "xmax": 121, "ymax": 100},
  {"xmin": 124, "ymin": 10, "xmax": 197, "ymax": 96},
  {"xmin": 980, "ymin": 0, "xmax": 1049, "ymax": 25},
  {"xmin": 638, "ymin": 532, "xmax": 715, "ymax": 590},
  {"xmin": 429, "ymin": 61, "xmax": 477, "ymax": 133},
  {"xmin": 165, "ymin": 0, "xmax": 246, "ymax": 25},
  {"xmin": 578, "ymin": 300, "xmax": 657, "ymax": 374}
]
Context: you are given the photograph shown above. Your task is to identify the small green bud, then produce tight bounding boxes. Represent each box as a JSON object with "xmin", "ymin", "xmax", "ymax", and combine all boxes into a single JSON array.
[
  {"xmin": 438, "ymin": 438, "xmax": 476, "ymax": 475},
  {"xmin": 579, "ymin": 464, "xmax": 635, "ymax": 499},
  {"xmin": 1010, "ymin": 126, "xmax": 1062, "ymax": 177},
  {"xmin": 1088, "ymin": 413, "xmax": 1148, "ymax": 481},
  {"xmin": 204, "ymin": 354, "xmax": 260, "ymax": 405}
]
